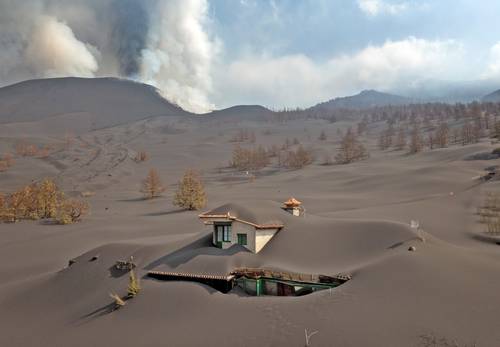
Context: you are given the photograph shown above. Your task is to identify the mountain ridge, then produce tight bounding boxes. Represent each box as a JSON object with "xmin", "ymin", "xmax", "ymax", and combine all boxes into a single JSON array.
[
  {"xmin": 311, "ymin": 89, "xmax": 413, "ymax": 110},
  {"xmin": 0, "ymin": 77, "xmax": 190, "ymax": 128}
]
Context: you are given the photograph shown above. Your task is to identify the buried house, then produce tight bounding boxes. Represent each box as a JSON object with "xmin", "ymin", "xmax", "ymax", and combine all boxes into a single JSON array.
[
  {"xmin": 148, "ymin": 199, "xmax": 351, "ymax": 296},
  {"xmin": 198, "ymin": 202, "xmax": 288, "ymax": 253}
]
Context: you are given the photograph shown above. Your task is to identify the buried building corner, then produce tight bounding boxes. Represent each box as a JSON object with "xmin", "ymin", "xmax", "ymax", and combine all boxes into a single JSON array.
[{"xmin": 147, "ymin": 267, "xmax": 351, "ymax": 297}]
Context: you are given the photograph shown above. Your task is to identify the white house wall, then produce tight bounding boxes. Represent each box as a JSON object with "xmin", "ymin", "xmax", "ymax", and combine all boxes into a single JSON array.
[
  {"xmin": 255, "ymin": 229, "xmax": 279, "ymax": 253},
  {"xmin": 202, "ymin": 218, "xmax": 257, "ymax": 252}
]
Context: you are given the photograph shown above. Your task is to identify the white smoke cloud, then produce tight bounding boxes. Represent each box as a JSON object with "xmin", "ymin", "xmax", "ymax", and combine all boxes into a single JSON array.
[
  {"xmin": 25, "ymin": 15, "xmax": 99, "ymax": 78},
  {"xmin": 216, "ymin": 37, "xmax": 464, "ymax": 108},
  {"xmin": 140, "ymin": 0, "xmax": 219, "ymax": 113}
]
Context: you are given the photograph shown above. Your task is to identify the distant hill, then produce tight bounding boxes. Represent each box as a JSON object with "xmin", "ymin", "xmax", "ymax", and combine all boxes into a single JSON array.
[
  {"xmin": 0, "ymin": 77, "xmax": 190, "ymax": 128},
  {"xmin": 397, "ymin": 78, "xmax": 500, "ymax": 103},
  {"xmin": 311, "ymin": 90, "xmax": 412, "ymax": 111},
  {"xmin": 207, "ymin": 105, "xmax": 273, "ymax": 120},
  {"xmin": 482, "ymin": 89, "xmax": 500, "ymax": 103}
]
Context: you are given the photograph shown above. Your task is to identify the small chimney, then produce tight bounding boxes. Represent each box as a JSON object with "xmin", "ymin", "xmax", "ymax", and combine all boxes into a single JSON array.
[{"xmin": 283, "ymin": 197, "xmax": 302, "ymax": 216}]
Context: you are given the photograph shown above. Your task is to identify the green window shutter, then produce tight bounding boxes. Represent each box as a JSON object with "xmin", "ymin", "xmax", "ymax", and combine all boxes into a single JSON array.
[{"xmin": 237, "ymin": 233, "xmax": 247, "ymax": 246}]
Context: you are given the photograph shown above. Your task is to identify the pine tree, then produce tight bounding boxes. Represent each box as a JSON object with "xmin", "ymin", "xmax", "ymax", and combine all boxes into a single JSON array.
[
  {"xmin": 127, "ymin": 269, "xmax": 141, "ymax": 298},
  {"xmin": 435, "ymin": 122, "xmax": 449, "ymax": 148},
  {"xmin": 37, "ymin": 178, "xmax": 63, "ymax": 218},
  {"xmin": 490, "ymin": 118, "xmax": 500, "ymax": 139},
  {"xmin": 335, "ymin": 128, "xmax": 368, "ymax": 164},
  {"xmin": 408, "ymin": 125, "xmax": 424, "ymax": 154},
  {"xmin": 378, "ymin": 128, "xmax": 393, "ymax": 150},
  {"xmin": 141, "ymin": 168, "xmax": 166, "ymax": 199},
  {"xmin": 173, "ymin": 169, "xmax": 207, "ymax": 210},
  {"xmin": 394, "ymin": 127, "xmax": 406, "ymax": 150}
]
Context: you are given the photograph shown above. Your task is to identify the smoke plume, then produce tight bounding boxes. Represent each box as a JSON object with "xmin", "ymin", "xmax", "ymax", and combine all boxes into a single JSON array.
[
  {"xmin": 110, "ymin": 0, "xmax": 150, "ymax": 77},
  {"xmin": 0, "ymin": 0, "xmax": 217, "ymax": 113}
]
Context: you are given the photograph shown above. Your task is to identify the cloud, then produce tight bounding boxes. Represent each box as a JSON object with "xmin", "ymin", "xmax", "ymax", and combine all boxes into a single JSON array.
[
  {"xmin": 216, "ymin": 37, "xmax": 464, "ymax": 108},
  {"xmin": 357, "ymin": 0, "xmax": 409, "ymax": 16},
  {"xmin": 483, "ymin": 42, "xmax": 500, "ymax": 78}
]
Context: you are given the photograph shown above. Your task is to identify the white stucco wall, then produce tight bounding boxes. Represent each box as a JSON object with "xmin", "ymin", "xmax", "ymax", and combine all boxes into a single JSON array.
[{"xmin": 255, "ymin": 229, "xmax": 279, "ymax": 253}]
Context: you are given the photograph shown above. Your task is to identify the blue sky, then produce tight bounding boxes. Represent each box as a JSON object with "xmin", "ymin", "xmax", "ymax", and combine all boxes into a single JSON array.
[
  {"xmin": 210, "ymin": 0, "xmax": 499, "ymax": 61},
  {"xmin": 207, "ymin": 0, "xmax": 500, "ymax": 108}
]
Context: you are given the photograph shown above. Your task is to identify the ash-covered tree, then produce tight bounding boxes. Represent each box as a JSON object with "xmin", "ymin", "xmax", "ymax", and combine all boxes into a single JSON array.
[
  {"xmin": 3, "ymin": 153, "xmax": 13, "ymax": 166},
  {"xmin": 394, "ymin": 127, "xmax": 407, "ymax": 150},
  {"xmin": 378, "ymin": 128, "xmax": 393, "ymax": 150},
  {"xmin": 451, "ymin": 127, "xmax": 461, "ymax": 144},
  {"xmin": 230, "ymin": 145, "xmax": 269, "ymax": 171},
  {"xmin": 461, "ymin": 122, "xmax": 479, "ymax": 145},
  {"xmin": 490, "ymin": 116, "xmax": 500, "ymax": 139},
  {"xmin": 490, "ymin": 118, "xmax": 500, "ymax": 139},
  {"xmin": 427, "ymin": 132, "xmax": 435, "ymax": 150},
  {"xmin": 282, "ymin": 145, "xmax": 314, "ymax": 169},
  {"xmin": 56, "ymin": 199, "xmax": 90, "ymax": 225},
  {"xmin": 135, "ymin": 150, "xmax": 149, "ymax": 162},
  {"xmin": 0, "ymin": 193, "xmax": 6, "ymax": 222},
  {"xmin": 434, "ymin": 122, "xmax": 449, "ymax": 148},
  {"xmin": 36, "ymin": 178, "xmax": 64, "ymax": 219},
  {"xmin": 0, "ymin": 153, "xmax": 14, "ymax": 172},
  {"xmin": 141, "ymin": 168, "xmax": 166, "ymax": 199},
  {"xmin": 173, "ymin": 169, "xmax": 207, "ymax": 210},
  {"xmin": 408, "ymin": 125, "xmax": 424, "ymax": 154},
  {"xmin": 318, "ymin": 130, "xmax": 327, "ymax": 141},
  {"xmin": 335, "ymin": 128, "xmax": 368, "ymax": 164},
  {"xmin": 0, "ymin": 178, "xmax": 88, "ymax": 224},
  {"xmin": 282, "ymin": 137, "xmax": 291, "ymax": 150}
]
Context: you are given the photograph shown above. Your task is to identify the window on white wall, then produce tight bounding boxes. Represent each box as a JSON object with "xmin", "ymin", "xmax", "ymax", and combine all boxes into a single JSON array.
[
  {"xmin": 223, "ymin": 225, "xmax": 231, "ymax": 242},
  {"xmin": 215, "ymin": 223, "xmax": 232, "ymax": 242}
]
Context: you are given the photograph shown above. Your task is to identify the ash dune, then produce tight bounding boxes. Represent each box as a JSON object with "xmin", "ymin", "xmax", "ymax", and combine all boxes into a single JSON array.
[{"xmin": 1, "ymin": 77, "xmax": 500, "ymax": 347}]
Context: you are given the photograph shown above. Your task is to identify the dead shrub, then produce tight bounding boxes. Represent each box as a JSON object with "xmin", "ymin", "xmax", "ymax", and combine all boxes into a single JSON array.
[
  {"xmin": 109, "ymin": 293, "xmax": 126, "ymax": 310},
  {"xmin": 282, "ymin": 145, "xmax": 314, "ymax": 169}
]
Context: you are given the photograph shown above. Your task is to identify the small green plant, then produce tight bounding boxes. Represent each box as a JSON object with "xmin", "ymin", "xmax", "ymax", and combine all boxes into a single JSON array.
[{"xmin": 127, "ymin": 269, "xmax": 141, "ymax": 298}]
